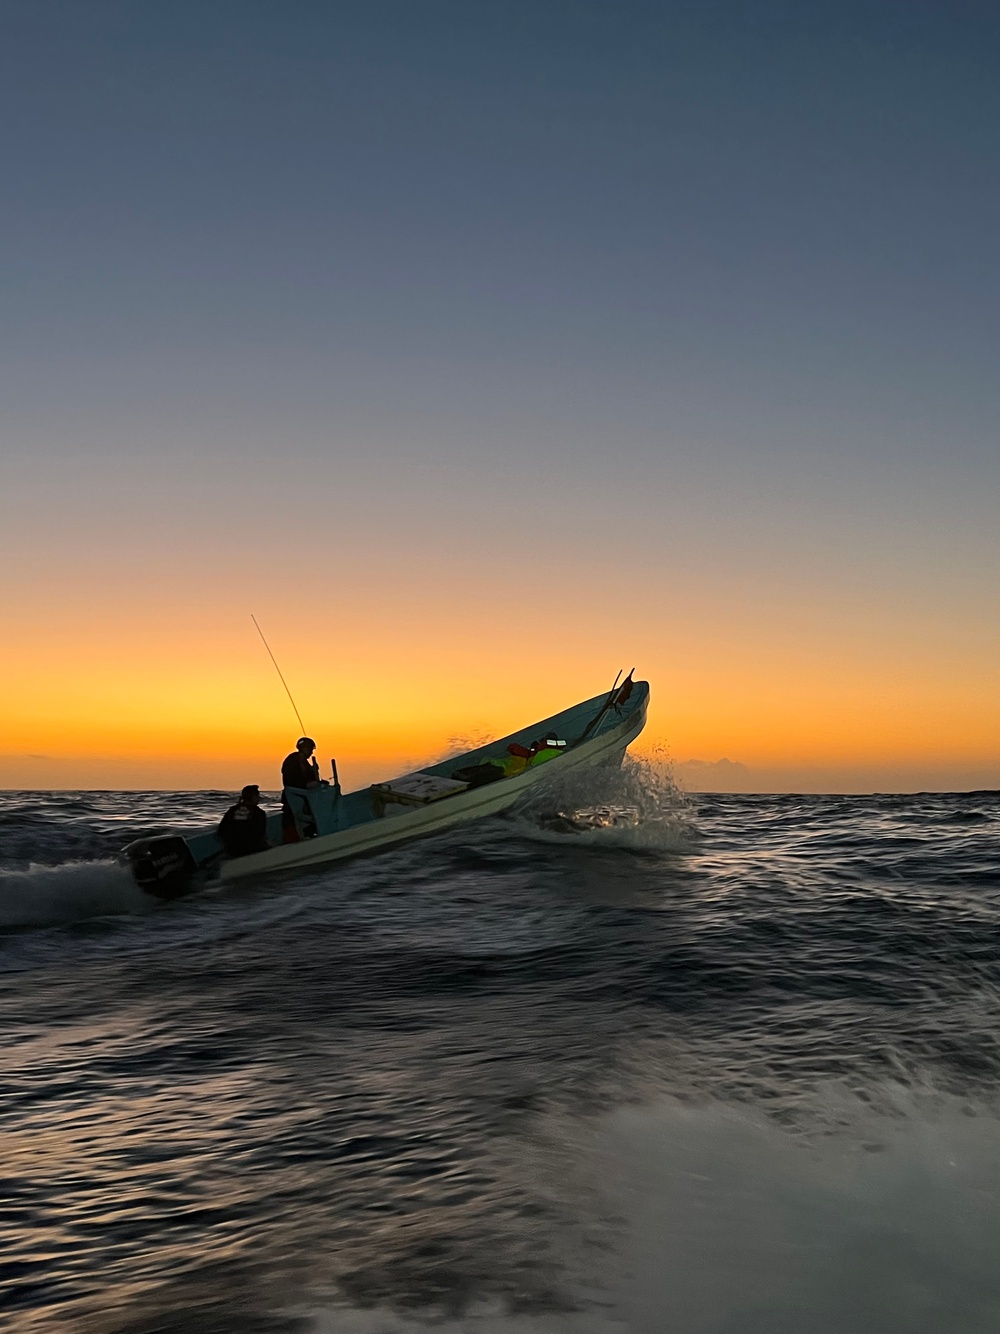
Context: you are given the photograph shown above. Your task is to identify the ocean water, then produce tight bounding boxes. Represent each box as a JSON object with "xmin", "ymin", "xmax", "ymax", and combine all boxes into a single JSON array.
[{"xmin": 1, "ymin": 766, "xmax": 999, "ymax": 1333}]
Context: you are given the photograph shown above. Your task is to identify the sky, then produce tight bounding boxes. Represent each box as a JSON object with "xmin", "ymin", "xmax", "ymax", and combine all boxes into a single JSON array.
[{"xmin": 1, "ymin": 0, "xmax": 998, "ymax": 792}]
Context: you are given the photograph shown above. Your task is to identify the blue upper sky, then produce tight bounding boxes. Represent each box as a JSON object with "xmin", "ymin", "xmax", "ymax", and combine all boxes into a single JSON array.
[{"xmin": 4, "ymin": 0, "xmax": 999, "ymax": 454}]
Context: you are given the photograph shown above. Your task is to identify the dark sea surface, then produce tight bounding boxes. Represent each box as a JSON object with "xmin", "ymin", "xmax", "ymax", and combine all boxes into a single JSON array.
[{"xmin": 2, "ymin": 767, "xmax": 1000, "ymax": 1333}]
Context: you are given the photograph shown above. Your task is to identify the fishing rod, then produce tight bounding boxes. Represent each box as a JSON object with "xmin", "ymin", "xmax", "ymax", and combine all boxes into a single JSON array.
[
  {"xmin": 250, "ymin": 614, "xmax": 308, "ymax": 737},
  {"xmin": 251, "ymin": 617, "xmax": 342, "ymax": 798}
]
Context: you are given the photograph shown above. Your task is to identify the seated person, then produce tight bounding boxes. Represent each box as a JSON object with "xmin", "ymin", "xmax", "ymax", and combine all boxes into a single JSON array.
[{"xmin": 217, "ymin": 784, "xmax": 270, "ymax": 858}]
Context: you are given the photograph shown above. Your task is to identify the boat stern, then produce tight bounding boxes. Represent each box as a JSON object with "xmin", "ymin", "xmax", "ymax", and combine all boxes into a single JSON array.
[{"xmin": 121, "ymin": 835, "xmax": 198, "ymax": 900}]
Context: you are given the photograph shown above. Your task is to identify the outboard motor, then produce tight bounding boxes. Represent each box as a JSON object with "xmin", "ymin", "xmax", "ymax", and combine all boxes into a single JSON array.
[{"xmin": 121, "ymin": 836, "xmax": 197, "ymax": 901}]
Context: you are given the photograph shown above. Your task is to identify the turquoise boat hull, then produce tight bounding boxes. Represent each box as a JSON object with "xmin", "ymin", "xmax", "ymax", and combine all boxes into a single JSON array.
[{"xmin": 122, "ymin": 679, "xmax": 649, "ymax": 898}]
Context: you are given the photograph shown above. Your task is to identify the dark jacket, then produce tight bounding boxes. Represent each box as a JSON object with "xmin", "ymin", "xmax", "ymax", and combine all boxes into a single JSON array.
[
  {"xmin": 281, "ymin": 750, "xmax": 319, "ymax": 789},
  {"xmin": 217, "ymin": 801, "xmax": 269, "ymax": 858}
]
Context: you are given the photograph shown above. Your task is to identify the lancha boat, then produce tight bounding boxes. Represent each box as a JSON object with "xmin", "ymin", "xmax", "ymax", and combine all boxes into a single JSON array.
[{"xmin": 122, "ymin": 674, "xmax": 649, "ymax": 899}]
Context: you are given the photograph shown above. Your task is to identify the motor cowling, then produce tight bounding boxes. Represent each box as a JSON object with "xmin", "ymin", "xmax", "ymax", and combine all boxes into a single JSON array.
[{"xmin": 121, "ymin": 836, "xmax": 197, "ymax": 900}]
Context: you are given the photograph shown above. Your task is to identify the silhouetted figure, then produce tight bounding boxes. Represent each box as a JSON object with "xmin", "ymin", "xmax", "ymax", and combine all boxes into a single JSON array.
[
  {"xmin": 281, "ymin": 737, "xmax": 322, "ymax": 842},
  {"xmin": 217, "ymin": 785, "xmax": 269, "ymax": 858},
  {"xmin": 281, "ymin": 736, "xmax": 321, "ymax": 790}
]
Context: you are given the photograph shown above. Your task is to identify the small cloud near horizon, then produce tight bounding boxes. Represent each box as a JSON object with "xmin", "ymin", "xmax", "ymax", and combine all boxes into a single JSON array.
[{"xmin": 675, "ymin": 758, "xmax": 753, "ymax": 792}]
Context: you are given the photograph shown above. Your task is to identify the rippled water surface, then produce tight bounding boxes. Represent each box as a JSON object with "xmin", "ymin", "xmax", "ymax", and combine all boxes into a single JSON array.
[{"xmin": 2, "ymin": 770, "xmax": 1000, "ymax": 1333}]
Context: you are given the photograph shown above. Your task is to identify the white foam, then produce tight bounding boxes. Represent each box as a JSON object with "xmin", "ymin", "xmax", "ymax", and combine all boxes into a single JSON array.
[
  {"xmin": 511, "ymin": 753, "xmax": 697, "ymax": 855},
  {"xmin": 0, "ymin": 859, "xmax": 151, "ymax": 927},
  {"xmin": 307, "ymin": 1088, "xmax": 1000, "ymax": 1333},
  {"xmin": 601, "ymin": 1091, "xmax": 1000, "ymax": 1333}
]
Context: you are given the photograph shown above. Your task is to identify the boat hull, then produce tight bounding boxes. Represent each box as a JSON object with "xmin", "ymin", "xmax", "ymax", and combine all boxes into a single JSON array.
[
  {"xmin": 121, "ymin": 680, "xmax": 649, "ymax": 896},
  {"xmin": 220, "ymin": 688, "xmax": 647, "ymax": 882}
]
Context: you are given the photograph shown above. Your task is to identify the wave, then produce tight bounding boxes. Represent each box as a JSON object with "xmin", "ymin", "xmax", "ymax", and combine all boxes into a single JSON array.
[
  {"xmin": 0, "ymin": 859, "xmax": 151, "ymax": 928},
  {"xmin": 308, "ymin": 1085, "xmax": 1000, "ymax": 1334}
]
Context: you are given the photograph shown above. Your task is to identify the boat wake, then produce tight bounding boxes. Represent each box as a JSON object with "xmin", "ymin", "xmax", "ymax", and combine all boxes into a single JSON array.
[{"xmin": 0, "ymin": 859, "xmax": 151, "ymax": 929}]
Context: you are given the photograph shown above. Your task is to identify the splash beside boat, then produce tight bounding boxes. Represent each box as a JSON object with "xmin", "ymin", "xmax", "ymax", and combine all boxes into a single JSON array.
[{"xmin": 122, "ymin": 678, "xmax": 649, "ymax": 899}]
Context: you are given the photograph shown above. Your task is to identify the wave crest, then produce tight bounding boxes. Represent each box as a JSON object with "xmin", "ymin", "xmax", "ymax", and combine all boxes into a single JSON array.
[{"xmin": 511, "ymin": 752, "xmax": 696, "ymax": 853}]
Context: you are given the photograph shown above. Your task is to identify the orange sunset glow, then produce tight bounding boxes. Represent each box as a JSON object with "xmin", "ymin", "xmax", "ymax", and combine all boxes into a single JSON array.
[{"xmin": 3, "ymin": 559, "xmax": 997, "ymax": 791}]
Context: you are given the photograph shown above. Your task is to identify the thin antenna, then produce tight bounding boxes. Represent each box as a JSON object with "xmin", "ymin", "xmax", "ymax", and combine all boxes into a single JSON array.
[
  {"xmin": 576, "ymin": 669, "xmax": 626, "ymax": 745},
  {"xmin": 251, "ymin": 614, "xmax": 308, "ymax": 736}
]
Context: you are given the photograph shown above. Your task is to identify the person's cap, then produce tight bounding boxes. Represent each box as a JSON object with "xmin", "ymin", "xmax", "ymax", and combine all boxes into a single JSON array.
[
  {"xmin": 296, "ymin": 736, "xmax": 316, "ymax": 749},
  {"xmin": 241, "ymin": 784, "xmax": 260, "ymax": 797}
]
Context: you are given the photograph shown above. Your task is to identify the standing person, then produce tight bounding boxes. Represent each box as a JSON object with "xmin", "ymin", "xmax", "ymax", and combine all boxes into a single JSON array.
[
  {"xmin": 217, "ymin": 785, "xmax": 270, "ymax": 859},
  {"xmin": 281, "ymin": 737, "xmax": 323, "ymax": 842},
  {"xmin": 281, "ymin": 736, "xmax": 322, "ymax": 789}
]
